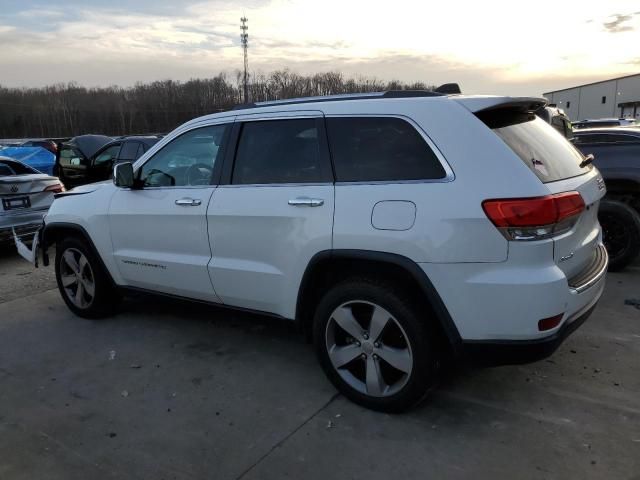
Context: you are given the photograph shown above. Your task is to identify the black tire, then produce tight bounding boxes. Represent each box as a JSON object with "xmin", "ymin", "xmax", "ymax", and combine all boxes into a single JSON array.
[
  {"xmin": 313, "ymin": 277, "xmax": 440, "ymax": 413},
  {"xmin": 55, "ymin": 236, "xmax": 119, "ymax": 318},
  {"xmin": 599, "ymin": 199, "xmax": 640, "ymax": 272}
]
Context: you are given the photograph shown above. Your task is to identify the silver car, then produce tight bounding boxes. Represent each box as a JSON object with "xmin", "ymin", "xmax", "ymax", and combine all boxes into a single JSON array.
[{"xmin": 0, "ymin": 156, "xmax": 64, "ymax": 243}]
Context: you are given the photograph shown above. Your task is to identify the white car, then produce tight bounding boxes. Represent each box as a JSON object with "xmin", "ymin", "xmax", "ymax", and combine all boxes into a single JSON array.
[
  {"xmin": 28, "ymin": 91, "xmax": 608, "ymax": 411},
  {"xmin": 0, "ymin": 157, "xmax": 64, "ymax": 243}
]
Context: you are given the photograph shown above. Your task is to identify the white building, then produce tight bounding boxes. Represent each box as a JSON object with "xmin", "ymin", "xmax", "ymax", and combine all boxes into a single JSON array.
[{"xmin": 543, "ymin": 73, "xmax": 640, "ymax": 121}]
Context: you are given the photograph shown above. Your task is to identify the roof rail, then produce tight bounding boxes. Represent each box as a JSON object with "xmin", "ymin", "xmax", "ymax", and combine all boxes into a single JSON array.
[{"xmin": 232, "ymin": 89, "xmax": 446, "ymax": 111}]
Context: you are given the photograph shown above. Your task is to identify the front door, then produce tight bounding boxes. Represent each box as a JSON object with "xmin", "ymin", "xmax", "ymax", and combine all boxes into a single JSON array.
[
  {"xmin": 109, "ymin": 122, "xmax": 232, "ymax": 302},
  {"xmin": 207, "ymin": 114, "xmax": 335, "ymax": 318}
]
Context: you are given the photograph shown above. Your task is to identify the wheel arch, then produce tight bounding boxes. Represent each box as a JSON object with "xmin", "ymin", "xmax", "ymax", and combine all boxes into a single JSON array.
[
  {"xmin": 43, "ymin": 222, "xmax": 117, "ymax": 288},
  {"xmin": 296, "ymin": 249, "xmax": 463, "ymax": 355}
]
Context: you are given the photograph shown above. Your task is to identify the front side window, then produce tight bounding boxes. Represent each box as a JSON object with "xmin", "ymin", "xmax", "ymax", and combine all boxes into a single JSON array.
[
  {"xmin": 94, "ymin": 144, "xmax": 121, "ymax": 165},
  {"xmin": 139, "ymin": 124, "xmax": 229, "ymax": 187},
  {"xmin": 232, "ymin": 118, "xmax": 327, "ymax": 184},
  {"xmin": 59, "ymin": 146, "xmax": 85, "ymax": 166},
  {"xmin": 326, "ymin": 117, "xmax": 446, "ymax": 182}
]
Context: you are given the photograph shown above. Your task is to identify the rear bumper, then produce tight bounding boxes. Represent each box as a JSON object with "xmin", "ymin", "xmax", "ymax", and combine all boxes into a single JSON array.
[
  {"xmin": 461, "ymin": 303, "xmax": 597, "ymax": 365},
  {"xmin": 0, "ymin": 211, "xmax": 45, "ymax": 242},
  {"xmin": 0, "ymin": 208, "xmax": 47, "ymax": 233},
  {"xmin": 420, "ymin": 241, "xmax": 607, "ymax": 362}
]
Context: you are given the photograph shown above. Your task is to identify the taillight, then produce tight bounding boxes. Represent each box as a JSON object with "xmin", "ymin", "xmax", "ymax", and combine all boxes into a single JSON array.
[
  {"xmin": 483, "ymin": 191, "xmax": 585, "ymax": 241},
  {"xmin": 43, "ymin": 183, "xmax": 65, "ymax": 194}
]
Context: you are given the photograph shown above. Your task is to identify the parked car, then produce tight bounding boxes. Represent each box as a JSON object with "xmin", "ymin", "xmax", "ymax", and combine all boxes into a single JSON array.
[
  {"xmin": 536, "ymin": 105, "xmax": 573, "ymax": 139},
  {"xmin": 55, "ymin": 135, "xmax": 160, "ymax": 188},
  {"xmin": 22, "ymin": 91, "xmax": 607, "ymax": 412},
  {"xmin": 21, "ymin": 139, "xmax": 59, "ymax": 155},
  {"xmin": 54, "ymin": 135, "xmax": 113, "ymax": 189},
  {"xmin": 573, "ymin": 127, "xmax": 640, "ymax": 270},
  {"xmin": 0, "ymin": 157, "xmax": 64, "ymax": 243},
  {"xmin": 572, "ymin": 118, "xmax": 637, "ymax": 130}
]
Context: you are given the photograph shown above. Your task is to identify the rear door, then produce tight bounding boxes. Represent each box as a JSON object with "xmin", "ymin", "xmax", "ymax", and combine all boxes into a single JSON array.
[{"xmin": 207, "ymin": 112, "xmax": 334, "ymax": 317}]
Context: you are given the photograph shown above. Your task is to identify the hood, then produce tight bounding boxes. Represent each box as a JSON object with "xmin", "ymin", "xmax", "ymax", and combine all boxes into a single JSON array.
[
  {"xmin": 68, "ymin": 135, "xmax": 113, "ymax": 159},
  {"xmin": 57, "ymin": 180, "xmax": 111, "ymax": 197}
]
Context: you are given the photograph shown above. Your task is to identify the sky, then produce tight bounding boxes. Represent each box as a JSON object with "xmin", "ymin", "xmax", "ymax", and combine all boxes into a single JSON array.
[{"xmin": 0, "ymin": 0, "xmax": 639, "ymax": 96}]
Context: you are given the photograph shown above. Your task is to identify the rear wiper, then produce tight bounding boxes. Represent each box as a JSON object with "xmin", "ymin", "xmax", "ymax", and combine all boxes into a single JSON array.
[{"xmin": 579, "ymin": 153, "xmax": 594, "ymax": 169}]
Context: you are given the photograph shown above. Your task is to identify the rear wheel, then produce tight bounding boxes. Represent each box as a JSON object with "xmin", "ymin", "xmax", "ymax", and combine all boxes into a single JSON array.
[
  {"xmin": 313, "ymin": 278, "xmax": 440, "ymax": 412},
  {"xmin": 599, "ymin": 199, "xmax": 640, "ymax": 271},
  {"xmin": 55, "ymin": 236, "xmax": 119, "ymax": 318}
]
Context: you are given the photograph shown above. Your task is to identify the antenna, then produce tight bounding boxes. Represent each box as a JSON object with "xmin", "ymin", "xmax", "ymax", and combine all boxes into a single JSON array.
[{"xmin": 240, "ymin": 16, "xmax": 249, "ymax": 104}]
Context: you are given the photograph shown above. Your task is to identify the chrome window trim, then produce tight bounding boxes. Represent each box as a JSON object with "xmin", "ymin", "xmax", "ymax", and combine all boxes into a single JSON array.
[{"xmin": 324, "ymin": 113, "xmax": 455, "ymax": 183}]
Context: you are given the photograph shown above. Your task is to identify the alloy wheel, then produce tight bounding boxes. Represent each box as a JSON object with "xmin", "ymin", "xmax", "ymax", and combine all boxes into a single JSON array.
[
  {"xmin": 325, "ymin": 301, "xmax": 413, "ymax": 397},
  {"xmin": 59, "ymin": 248, "xmax": 95, "ymax": 309}
]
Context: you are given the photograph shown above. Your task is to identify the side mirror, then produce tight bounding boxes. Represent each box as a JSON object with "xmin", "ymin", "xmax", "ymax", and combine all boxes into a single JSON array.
[{"xmin": 113, "ymin": 162, "xmax": 135, "ymax": 188}]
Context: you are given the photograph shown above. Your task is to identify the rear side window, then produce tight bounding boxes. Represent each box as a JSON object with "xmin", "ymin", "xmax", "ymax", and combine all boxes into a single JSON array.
[
  {"xmin": 232, "ymin": 119, "xmax": 329, "ymax": 184},
  {"xmin": 326, "ymin": 117, "xmax": 446, "ymax": 182},
  {"xmin": 119, "ymin": 141, "xmax": 141, "ymax": 161},
  {"xmin": 480, "ymin": 111, "xmax": 589, "ymax": 183}
]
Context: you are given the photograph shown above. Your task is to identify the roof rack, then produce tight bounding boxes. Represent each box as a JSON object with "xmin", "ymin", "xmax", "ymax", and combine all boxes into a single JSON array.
[{"xmin": 232, "ymin": 86, "xmax": 459, "ymax": 111}]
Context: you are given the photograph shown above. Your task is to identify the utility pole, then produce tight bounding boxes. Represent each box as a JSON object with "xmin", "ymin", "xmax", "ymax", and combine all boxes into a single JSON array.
[{"xmin": 240, "ymin": 16, "xmax": 249, "ymax": 104}]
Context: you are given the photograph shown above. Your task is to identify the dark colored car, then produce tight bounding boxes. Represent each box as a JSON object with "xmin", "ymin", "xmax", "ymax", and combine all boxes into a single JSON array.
[
  {"xmin": 573, "ymin": 127, "xmax": 640, "ymax": 269},
  {"xmin": 572, "ymin": 118, "xmax": 637, "ymax": 130},
  {"xmin": 536, "ymin": 105, "xmax": 573, "ymax": 140},
  {"xmin": 56, "ymin": 135, "xmax": 160, "ymax": 188}
]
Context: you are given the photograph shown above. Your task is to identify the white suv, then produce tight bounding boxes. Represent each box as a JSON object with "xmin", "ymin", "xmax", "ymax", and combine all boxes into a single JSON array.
[{"xmin": 33, "ymin": 91, "xmax": 608, "ymax": 412}]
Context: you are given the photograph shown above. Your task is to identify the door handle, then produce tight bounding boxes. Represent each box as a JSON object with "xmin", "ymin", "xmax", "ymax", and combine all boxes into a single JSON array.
[
  {"xmin": 288, "ymin": 197, "xmax": 324, "ymax": 207},
  {"xmin": 175, "ymin": 198, "xmax": 202, "ymax": 206}
]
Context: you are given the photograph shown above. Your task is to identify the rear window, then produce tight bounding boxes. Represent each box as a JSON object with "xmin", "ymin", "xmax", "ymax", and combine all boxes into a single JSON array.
[
  {"xmin": 480, "ymin": 111, "xmax": 589, "ymax": 183},
  {"xmin": 0, "ymin": 160, "xmax": 37, "ymax": 175}
]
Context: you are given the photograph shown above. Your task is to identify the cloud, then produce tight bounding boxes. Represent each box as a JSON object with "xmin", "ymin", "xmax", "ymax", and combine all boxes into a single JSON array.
[{"xmin": 602, "ymin": 12, "xmax": 638, "ymax": 32}]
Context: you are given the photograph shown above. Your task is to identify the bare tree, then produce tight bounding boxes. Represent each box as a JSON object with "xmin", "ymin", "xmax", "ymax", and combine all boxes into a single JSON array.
[{"xmin": 0, "ymin": 71, "xmax": 435, "ymax": 138}]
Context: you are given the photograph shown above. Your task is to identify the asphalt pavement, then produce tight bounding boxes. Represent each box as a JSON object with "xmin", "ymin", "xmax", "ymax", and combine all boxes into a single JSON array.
[{"xmin": 0, "ymin": 246, "xmax": 639, "ymax": 479}]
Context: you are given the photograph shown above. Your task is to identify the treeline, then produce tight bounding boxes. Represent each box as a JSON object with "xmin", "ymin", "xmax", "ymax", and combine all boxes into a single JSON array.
[{"xmin": 0, "ymin": 70, "xmax": 434, "ymax": 139}]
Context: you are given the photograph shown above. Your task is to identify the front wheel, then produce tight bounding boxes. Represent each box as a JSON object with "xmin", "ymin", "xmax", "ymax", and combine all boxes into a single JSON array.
[
  {"xmin": 313, "ymin": 278, "xmax": 440, "ymax": 412},
  {"xmin": 599, "ymin": 200, "xmax": 640, "ymax": 271},
  {"xmin": 55, "ymin": 237, "xmax": 119, "ymax": 318}
]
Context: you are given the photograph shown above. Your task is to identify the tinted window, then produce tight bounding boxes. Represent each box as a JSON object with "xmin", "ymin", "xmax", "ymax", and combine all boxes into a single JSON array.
[
  {"xmin": 119, "ymin": 141, "xmax": 140, "ymax": 161},
  {"xmin": 232, "ymin": 119, "xmax": 327, "ymax": 184},
  {"xmin": 94, "ymin": 144, "xmax": 121, "ymax": 165},
  {"xmin": 551, "ymin": 116, "xmax": 565, "ymax": 135},
  {"xmin": 573, "ymin": 134, "xmax": 602, "ymax": 144},
  {"xmin": 326, "ymin": 117, "xmax": 446, "ymax": 182},
  {"xmin": 140, "ymin": 125, "xmax": 229, "ymax": 187},
  {"xmin": 575, "ymin": 133, "xmax": 639, "ymax": 144},
  {"xmin": 136, "ymin": 143, "xmax": 145, "ymax": 158},
  {"xmin": 485, "ymin": 113, "xmax": 589, "ymax": 183}
]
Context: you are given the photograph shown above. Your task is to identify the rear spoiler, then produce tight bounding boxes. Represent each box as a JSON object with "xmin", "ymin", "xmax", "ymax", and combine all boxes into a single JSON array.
[{"xmin": 453, "ymin": 96, "xmax": 548, "ymax": 114}]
